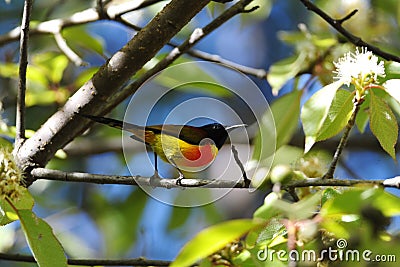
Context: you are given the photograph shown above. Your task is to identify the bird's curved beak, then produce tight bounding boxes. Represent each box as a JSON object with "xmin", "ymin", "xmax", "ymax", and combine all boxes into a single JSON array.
[{"xmin": 225, "ymin": 124, "xmax": 247, "ymax": 132}]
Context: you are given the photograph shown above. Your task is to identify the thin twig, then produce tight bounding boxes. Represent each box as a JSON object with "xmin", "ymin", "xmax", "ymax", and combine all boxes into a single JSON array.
[
  {"xmin": 299, "ymin": 0, "xmax": 400, "ymax": 63},
  {"xmin": 30, "ymin": 168, "xmax": 400, "ymax": 190},
  {"xmin": 54, "ymin": 32, "xmax": 86, "ymax": 66},
  {"xmin": 323, "ymin": 98, "xmax": 361, "ymax": 179},
  {"xmin": 0, "ymin": 252, "xmax": 171, "ymax": 266},
  {"xmin": 30, "ymin": 168, "xmax": 249, "ymax": 188},
  {"xmin": 183, "ymin": 45, "xmax": 268, "ymax": 79},
  {"xmin": 336, "ymin": 9, "xmax": 358, "ymax": 24},
  {"xmin": 15, "ymin": 0, "xmax": 33, "ymax": 150},
  {"xmin": 231, "ymin": 144, "xmax": 250, "ymax": 187}
]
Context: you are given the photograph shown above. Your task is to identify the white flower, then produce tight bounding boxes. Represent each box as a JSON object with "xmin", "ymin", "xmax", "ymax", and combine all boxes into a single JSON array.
[{"xmin": 333, "ymin": 47, "xmax": 385, "ymax": 86}]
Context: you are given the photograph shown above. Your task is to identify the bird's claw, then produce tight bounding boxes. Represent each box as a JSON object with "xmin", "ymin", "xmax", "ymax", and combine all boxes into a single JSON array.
[
  {"xmin": 150, "ymin": 171, "xmax": 161, "ymax": 188},
  {"xmin": 175, "ymin": 172, "xmax": 185, "ymax": 187}
]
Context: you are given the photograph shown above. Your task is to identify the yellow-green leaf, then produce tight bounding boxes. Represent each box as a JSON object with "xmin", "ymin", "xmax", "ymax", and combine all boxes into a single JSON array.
[
  {"xmin": 301, "ymin": 80, "xmax": 343, "ymax": 153},
  {"xmin": 268, "ymin": 53, "xmax": 307, "ymax": 95},
  {"xmin": 171, "ymin": 219, "xmax": 257, "ymax": 267},
  {"xmin": 272, "ymin": 90, "xmax": 302, "ymax": 149},
  {"xmin": 0, "ymin": 188, "xmax": 34, "ymax": 225},
  {"xmin": 369, "ymin": 89, "xmax": 398, "ymax": 159},
  {"xmin": 18, "ymin": 209, "xmax": 67, "ymax": 267},
  {"xmin": 316, "ymin": 89, "xmax": 353, "ymax": 141}
]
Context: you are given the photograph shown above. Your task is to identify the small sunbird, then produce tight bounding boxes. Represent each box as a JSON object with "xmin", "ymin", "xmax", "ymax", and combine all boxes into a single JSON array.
[{"xmin": 80, "ymin": 114, "xmax": 246, "ymax": 185}]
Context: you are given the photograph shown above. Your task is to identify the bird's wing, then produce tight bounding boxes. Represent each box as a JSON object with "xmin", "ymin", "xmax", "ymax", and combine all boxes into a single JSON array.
[{"xmin": 145, "ymin": 124, "xmax": 208, "ymax": 145}]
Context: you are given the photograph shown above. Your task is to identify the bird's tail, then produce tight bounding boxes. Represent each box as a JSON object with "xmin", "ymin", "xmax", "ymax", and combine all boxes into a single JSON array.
[
  {"xmin": 79, "ymin": 114, "xmax": 125, "ymax": 130},
  {"xmin": 78, "ymin": 114, "xmax": 145, "ymax": 133}
]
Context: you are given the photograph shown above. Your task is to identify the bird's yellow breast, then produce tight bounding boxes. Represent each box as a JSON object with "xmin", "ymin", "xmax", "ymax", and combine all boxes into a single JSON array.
[{"xmin": 148, "ymin": 133, "xmax": 219, "ymax": 172}]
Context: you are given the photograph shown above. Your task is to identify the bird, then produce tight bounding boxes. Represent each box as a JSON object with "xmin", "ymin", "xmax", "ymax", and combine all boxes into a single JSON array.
[{"xmin": 79, "ymin": 114, "xmax": 246, "ymax": 185}]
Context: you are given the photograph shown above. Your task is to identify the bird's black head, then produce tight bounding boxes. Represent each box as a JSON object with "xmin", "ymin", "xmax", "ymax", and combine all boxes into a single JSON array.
[
  {"xmin": 176, "ymin": 123, "xmax": 246, "ymax": 149},
  {"xmin": 200, "ymin": 123, "xmax": 229, "ymax": 149}
]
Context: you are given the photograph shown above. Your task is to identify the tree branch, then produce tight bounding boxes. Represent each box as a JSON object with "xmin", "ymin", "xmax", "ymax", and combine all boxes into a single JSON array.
[
  {"xmin": 0, "ymin": 252, "xmax": 171, "ymax": 266},
  {"xmin": 14, "ymin": 0, "xmax": 33, "ymax": 151},
  {"xmin": 299, "ymin": 0, "xmax": 400, "ymax": 63},
  {"xmin": 323, "ymin": 97, "xmax": 361, "ymax": 179},
  {"xmin": 30, "ymin": 168, "xmax": 400, "ymax": 190},
  {"xmin": 53, "ymin": 32, "xmax": 86, "ymax": 66},
  {"xmin": 185, "ymin": 48, "xmax": 268, "ymax": 79},
  {"xmin": 15, "ymin": 0, "xmax": 212, "ymax": 185}
]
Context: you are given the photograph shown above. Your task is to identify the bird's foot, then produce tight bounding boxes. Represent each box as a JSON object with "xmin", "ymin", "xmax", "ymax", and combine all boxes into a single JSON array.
[
  {"xmin": 150, "ymin": 171, "xmax": 161, "ymax": 188},
  {"xmin": 175, "ymin": 172, "xmax": 185, "ymax": 187}
]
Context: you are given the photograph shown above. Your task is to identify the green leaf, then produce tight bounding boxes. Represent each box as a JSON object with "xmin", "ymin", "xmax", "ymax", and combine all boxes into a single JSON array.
[
  {"xmin": 171, "ymin": 219, "xmax": 257, "ymax": 267},
  {"xmin": 0, "ymin": 188, "xmax": 34, "ymax": 225},
  {"xmin": 267, "ymin": 53, "xmax": 307, "ymax": 95},
  {"xmin": 17, "ymin": 209, "xmax": 67, "ymax": 267},
  {"xmin": 255, "ymin": 218, "xmax": 285, "ymax": 244},
  {"xmin": 272, "ymin": 90, "xmax": 302, "ymax": 149},
  {"xmin": 316, "ymin": 89, "xmax": 353, "ymax": 141},
  {"xmin": 321, "ymin": 188, "xmax": 400, "ymax": 217},
  {"xmin": 301, "ymin": 80, "xmax": 344, "ymax": 152},
  {"xmin": 369, "ymin": 89, "xmax": 398, "ymax": 159}
]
